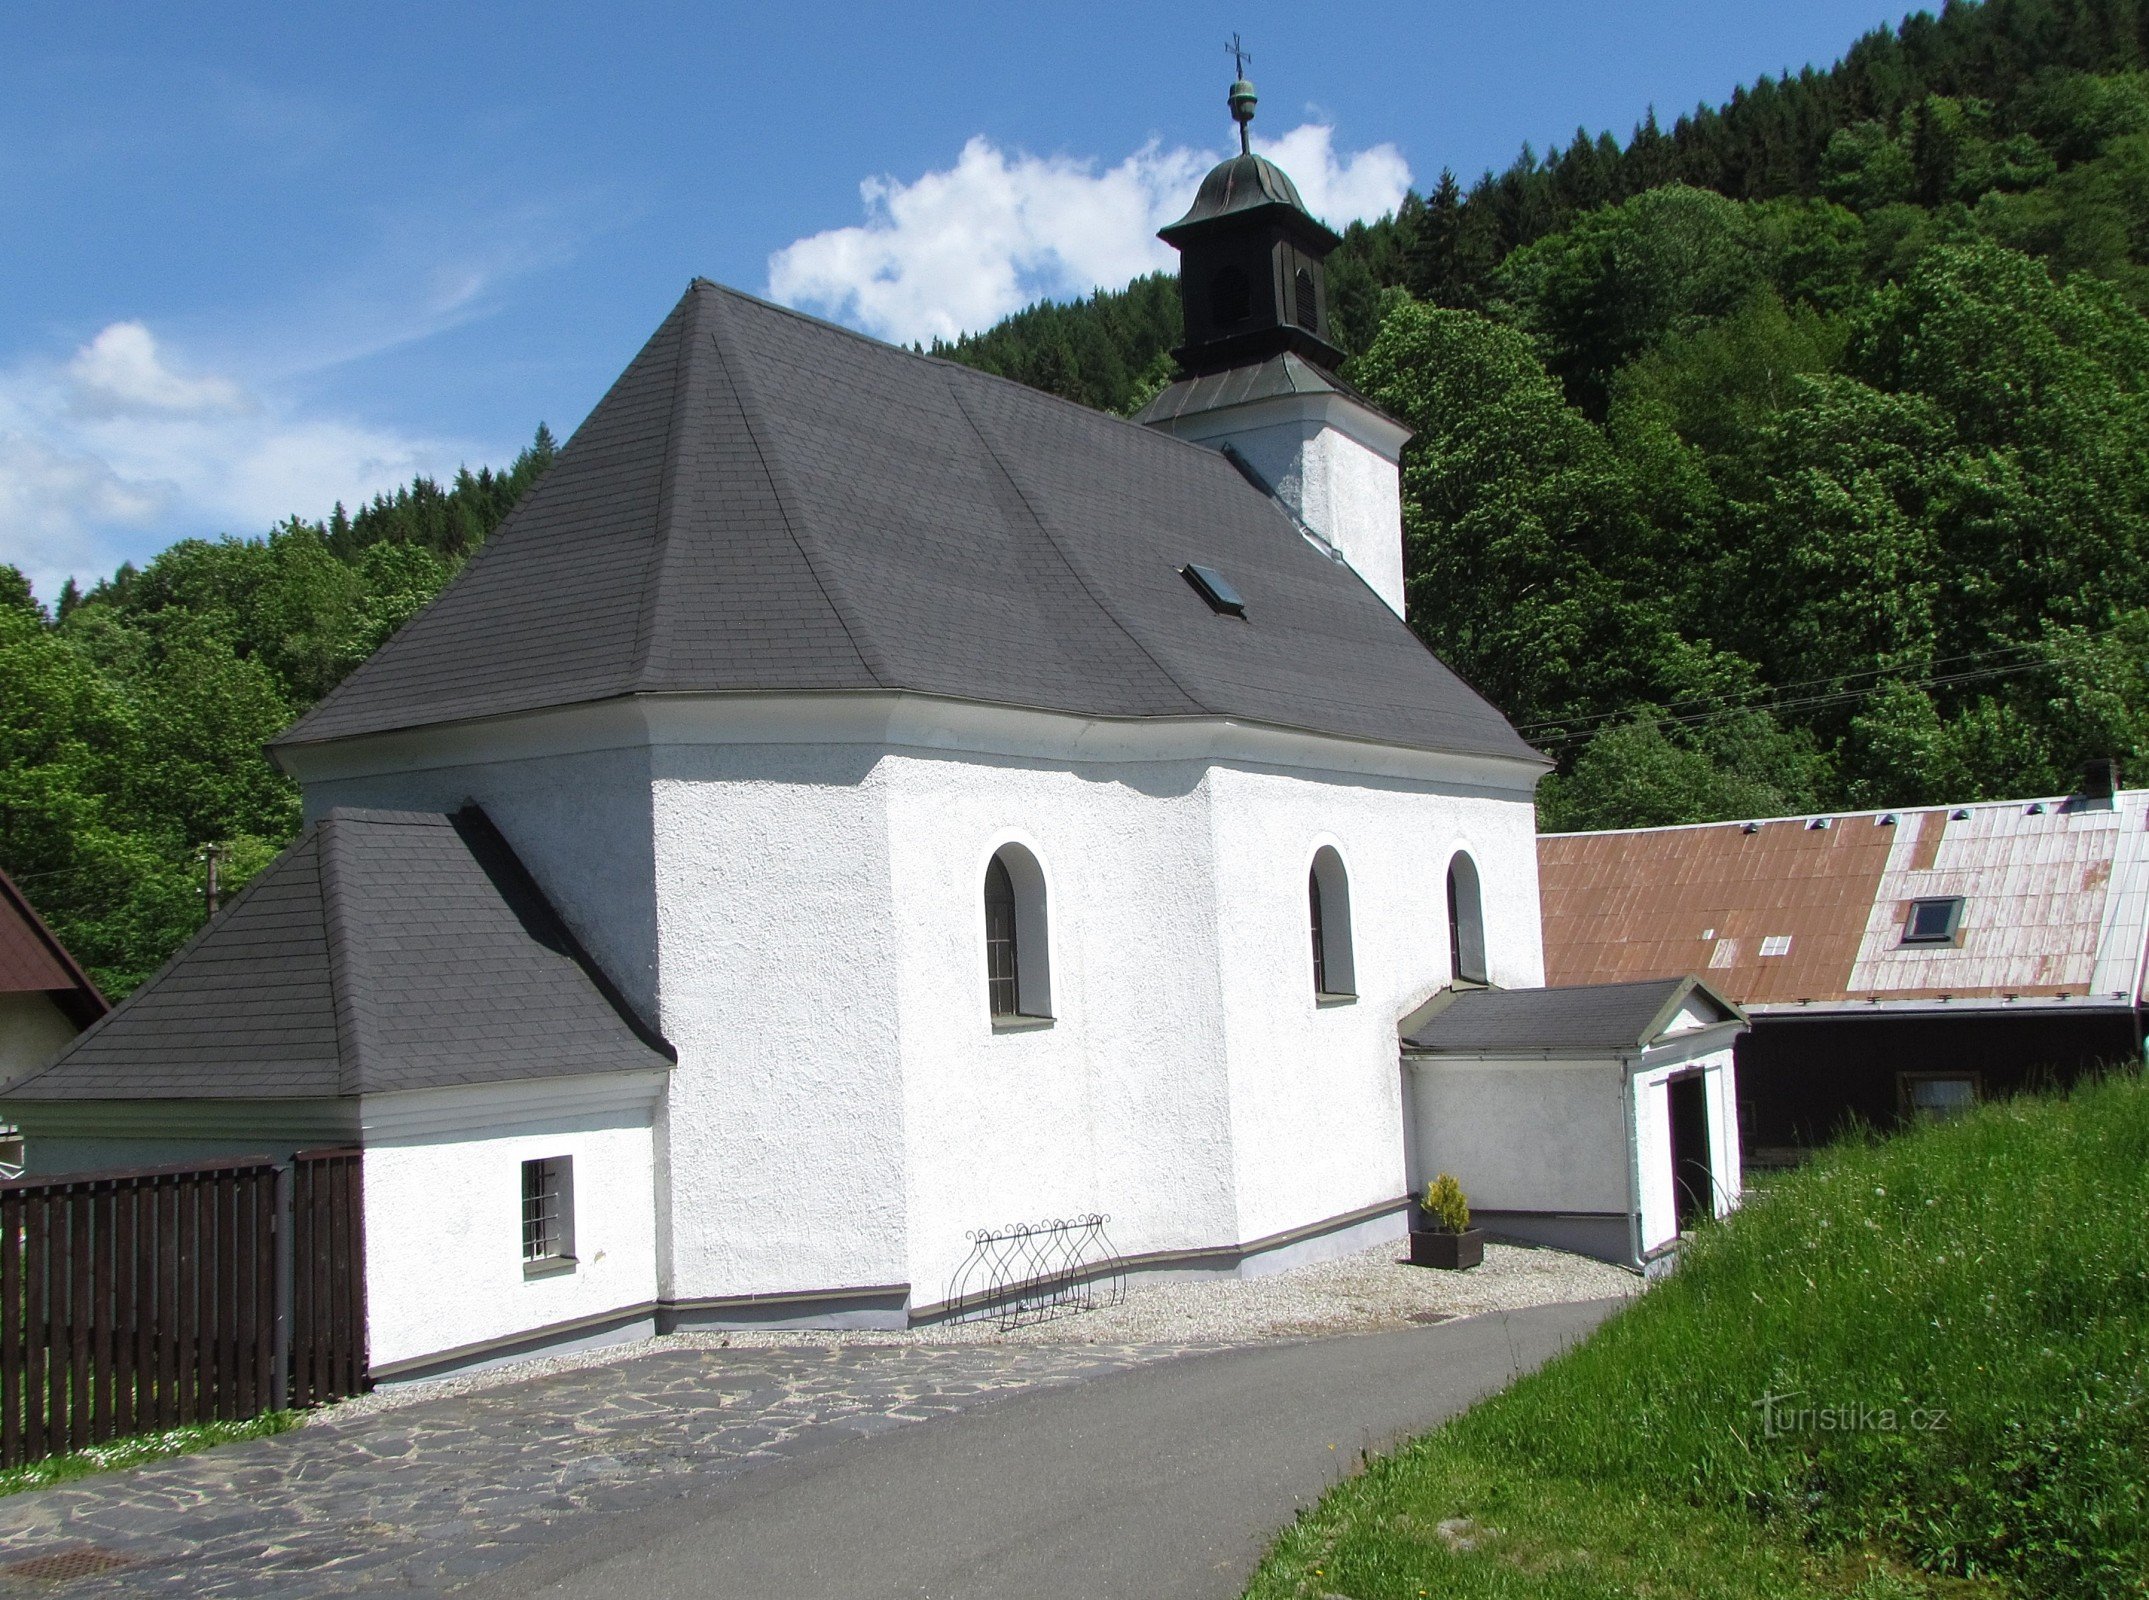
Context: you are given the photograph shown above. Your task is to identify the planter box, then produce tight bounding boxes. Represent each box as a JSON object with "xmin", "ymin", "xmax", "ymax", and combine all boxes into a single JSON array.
[{"xmin": 1410, "ymin": 1227, "xmax": 1485, "ymax": 1270}]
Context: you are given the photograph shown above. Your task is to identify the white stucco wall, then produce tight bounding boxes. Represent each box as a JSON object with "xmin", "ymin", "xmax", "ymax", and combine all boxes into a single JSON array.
[
  {"xmin": 361, "ymin": 1082, "xmax": 659, "ymax": 1373},
  {"xmin": 0, "ymin": 992, "xmax": 80, "ymax": 1089},
  {"xmin": 283, "ymin": 694, "xmax": 1550, "ymax": 1323},
  {"xmin": 649, "ymin": 741, "xmax": 908, "ymax": 1305},
  {"xmin": 1632, "ymin": 1044, "xmax": 1743, "ymax": 1258},
  {"xmin": 1212, "ymin": 767, "xmax": 1544, "ymax": 1245},
  {"xmin": 1150, "ymin": 395, "xmax": 1410, "ymax": 618},
  {"xmin": 1403, "ymin": 1057, "xmax": 1632, "ymax": 1216},
  {"xmin": 884, "ymin": 751, "xmax": 1237, "ymax": 1307}
]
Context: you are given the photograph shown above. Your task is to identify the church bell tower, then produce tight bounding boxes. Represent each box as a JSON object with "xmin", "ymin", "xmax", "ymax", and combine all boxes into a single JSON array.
[{"xmin": 1135, "ymin": 58, "xmax": 1412, "ymax": 618}]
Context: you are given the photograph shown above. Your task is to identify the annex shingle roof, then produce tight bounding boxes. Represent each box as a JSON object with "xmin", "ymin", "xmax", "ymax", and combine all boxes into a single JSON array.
[
  {"xmin": 1401, "ymin": 977, "xmax": 1740, "ymax": 1054},
  {"xmin": 276, "ymin": 281, "xmax": 1537, "ymax": 766},
  {"xmin": 1, "ymin": 808, "xmax": 673, "ymax": 1101}
]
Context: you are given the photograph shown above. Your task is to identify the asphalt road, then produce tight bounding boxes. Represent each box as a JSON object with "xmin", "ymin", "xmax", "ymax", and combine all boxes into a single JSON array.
[{"xmin": 464, "ymin": 1297, "xmax": 1625, "ymax": 1600}]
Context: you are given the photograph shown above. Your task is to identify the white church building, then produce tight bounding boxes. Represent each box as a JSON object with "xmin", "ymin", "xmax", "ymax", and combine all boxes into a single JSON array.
[{"xmin": 0, "ymin": 85, "xmax": 1740, "ymax": 1378}]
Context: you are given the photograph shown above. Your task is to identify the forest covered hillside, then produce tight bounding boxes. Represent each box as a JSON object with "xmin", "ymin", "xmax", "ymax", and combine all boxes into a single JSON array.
[
  {"xmin": 945, "ymin": 0, "xmax": 2149, "ymax": 835},
  {"xmin": 8, "ymin": 0, "xmax": 2149, "ymax": 997}
]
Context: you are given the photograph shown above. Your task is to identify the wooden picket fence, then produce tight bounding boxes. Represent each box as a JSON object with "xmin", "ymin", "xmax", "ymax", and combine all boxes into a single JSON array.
[{"xmin": 0, "ymin": 1148, "xmax": 367, "ymax": 1466}]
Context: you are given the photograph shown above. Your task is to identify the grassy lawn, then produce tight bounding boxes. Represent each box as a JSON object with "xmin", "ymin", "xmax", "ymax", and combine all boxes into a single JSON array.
[
  {"xmin": 1247, "ymin": 1071, "xmax": 2149, "ymax": 1600},
  {"xmin": 0, "ymin": 1413, "xmax": 297, "ymax": 1499}
]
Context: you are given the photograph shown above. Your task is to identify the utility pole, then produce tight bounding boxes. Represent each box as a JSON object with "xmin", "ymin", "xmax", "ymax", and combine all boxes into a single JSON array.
[{"xmin": 198, "ymin": 842, "xmax": 230, "ymax": 920}]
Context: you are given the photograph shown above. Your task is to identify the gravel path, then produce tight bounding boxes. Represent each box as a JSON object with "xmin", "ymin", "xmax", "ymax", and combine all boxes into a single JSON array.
[{"xmin": 323, "ymin": 1237, "xmax": 1637, "ymax": 1422}]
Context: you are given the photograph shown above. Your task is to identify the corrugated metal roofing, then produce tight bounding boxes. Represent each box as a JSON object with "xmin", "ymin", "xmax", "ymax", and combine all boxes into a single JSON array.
[
  {"xmin": 275, "ymin": 282, "xmax": 1534, "ymax": 768},
  {"xmin": 1540, "ymin": 792, "xmax": 2149, "ymax": 1010},
  {"xmin": 2, "ymin": 808, "xmax": 673, "ymax": 1102}
]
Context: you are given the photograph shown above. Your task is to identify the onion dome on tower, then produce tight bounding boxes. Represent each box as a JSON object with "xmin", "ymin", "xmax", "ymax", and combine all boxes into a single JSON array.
[
  {"xmin": 1155, "ymin": 69, "xmax": 1346, "ymax": 377},
  {"xmin": 1135, "ymin": 54, "xmax": 1413, "ymax": 620}
]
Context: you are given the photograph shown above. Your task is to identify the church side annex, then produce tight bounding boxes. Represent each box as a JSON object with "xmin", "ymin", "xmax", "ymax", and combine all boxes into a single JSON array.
[{"xmin": 1, "ymin": 79, "xmax": 1736, "ymax": 1378}]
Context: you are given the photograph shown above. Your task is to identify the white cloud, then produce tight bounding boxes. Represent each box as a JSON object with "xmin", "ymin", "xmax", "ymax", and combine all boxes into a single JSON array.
[
  {"xmin": 767, "ymin": 125, "xmax": 1412, "ymax": 347},
  {"xmin": 0, "ymin": 322, "xmax": 464, "ymax": 603},
  {"xmin": 65, "ymin": 322, "xmax": 248, "ymax": 418}
]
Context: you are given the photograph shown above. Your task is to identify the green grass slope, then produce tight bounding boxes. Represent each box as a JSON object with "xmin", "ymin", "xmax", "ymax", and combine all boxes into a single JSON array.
[{"xmin": 1247, "ymin": 1072, "xmax": 2149, "ymax": 1599}]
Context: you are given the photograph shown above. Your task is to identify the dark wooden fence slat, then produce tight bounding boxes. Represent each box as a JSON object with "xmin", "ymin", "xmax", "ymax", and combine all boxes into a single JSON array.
[
  {"xmin": 332, "ymin": 1158, "xmax": 352, "ymax": 1397},
  {"xmin": 223, "ymin": 1172, "xmax": 242, "ymax": 1420},
  {"xmin": 90, "ymin": 1184, "xmax": 112, "ymax": 1445},
  {"xmin": 156, "ymin": 1177, "xmax": 180, "ymax": 1431},
  {"xmin": 65, "ymin": 1188, "xmax": 87, "ymax": 1452},
  {"xmin": 235, "ymin": 1172, "xmax": 256, "ymax": 1420},
  {"xmin": 37, "ymin": 1196, "xmax": 61, "ymax": 1460},
  {"xmin": 110, "ymin": 1185, "xmax": 132, "ymax": 1439},
  {"xmin": 0, "ymin": 1154, "xmax": 360, "ymax": 1465},
  {"xmin": 136, "ymin": 1179, "xmax": 158, "ymax": 1436},
  {"xmin": 1, "ymin": 1190, "xmax": 19, "ymax": 1468},
  {"xmin": 290, "ymin": 1163, "xmax": 310, "ymax": 1410}
]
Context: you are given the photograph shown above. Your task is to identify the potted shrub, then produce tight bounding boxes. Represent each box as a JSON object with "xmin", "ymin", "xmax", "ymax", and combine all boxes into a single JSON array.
[{"xmin": 1410, "ymin": 1173, "xmax": 1485, "ymax": 1269}]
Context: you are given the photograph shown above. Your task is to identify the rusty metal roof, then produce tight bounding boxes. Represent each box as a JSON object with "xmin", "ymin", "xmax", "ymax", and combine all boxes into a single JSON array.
[{"xmin": 1539, "ymin": 792, "xmax": 2149, "ymax": 1013}]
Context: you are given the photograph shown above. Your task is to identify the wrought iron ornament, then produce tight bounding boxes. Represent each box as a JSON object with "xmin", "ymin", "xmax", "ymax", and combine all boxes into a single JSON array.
[{"xmin": 946, "ymin": 1214, "xmax": 1128, "ymax": 1331}]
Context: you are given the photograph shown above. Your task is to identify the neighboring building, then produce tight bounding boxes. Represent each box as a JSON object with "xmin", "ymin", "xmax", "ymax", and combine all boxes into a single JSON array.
[
  {"xmin": 1401, "ymin": 977, "xmax": 1745, "ymax": 1268},
  {"xmin": 1540, "ymin": 770, "xmax": 2148, "ymax": 1163},
  {"xmin": 0, "ymin": 866, "xmax": 106, "ymax": 1155},
  {"xmin": 1, "ymin": 81, "xmax": 1737, "ymax": 1376}
]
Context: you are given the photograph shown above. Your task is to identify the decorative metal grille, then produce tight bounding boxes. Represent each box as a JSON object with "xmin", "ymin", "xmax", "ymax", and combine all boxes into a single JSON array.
[
  {"xmin": 946, "ymin": 1214, "xmax": 1126, "ymax": 1331},
  {"xmin": 985, "ymin": 855, "xmax": 1019, "ymax": 1016},
  {"xmin": 1309, "ymin": 866, "xmax": 1328, "ymax": 994},
  {"xmin": 520, "ymin": 1157, "xmax": 570, "ymax": 1262}
]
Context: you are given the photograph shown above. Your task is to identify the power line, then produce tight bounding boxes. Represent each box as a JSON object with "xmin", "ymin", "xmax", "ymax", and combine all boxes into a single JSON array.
[{"xmin": 1520, "ymin": 623, "xmax": 2129, "ymax": 751}]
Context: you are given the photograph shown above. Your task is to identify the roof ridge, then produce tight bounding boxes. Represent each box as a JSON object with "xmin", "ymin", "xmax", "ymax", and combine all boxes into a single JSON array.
[
  {"xmin": 695, "ymin": 280, "xmax": 1290, "ymax": 483},
  {"xmin": 315, "ymin": 815, "xmax": 372, "ymax": 1097},
  {"xmin": 684, "ymin": 286, "xmax": 888, "ymax": 687},
  {"xmin": 942, "ymin": 376, "xmax": 1203, "ymax": 715},
  {"xmin": 627, "ymin": 288, "xmax": 700, "ymax": 688}
]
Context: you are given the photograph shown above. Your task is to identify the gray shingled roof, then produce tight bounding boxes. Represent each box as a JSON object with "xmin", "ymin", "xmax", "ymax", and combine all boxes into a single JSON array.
[
  {"xmin": 1131, "ymin": 351, "xmax": 1407, "ymax": 431},
  {"xmin": 1, "ymin": 809, "xmax": 673, "ymax": 1101},
  {"xmin": 1401, "ymin": 977, "xmax": 1741, "ymax": 1054},
  {"xmin": 275, "ymin": 282, "xmax": 1539, "ymax": 765}
]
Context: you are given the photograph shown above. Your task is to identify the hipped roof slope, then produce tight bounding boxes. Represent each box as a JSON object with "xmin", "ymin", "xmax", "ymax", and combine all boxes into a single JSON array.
[
  {"xmin": 278, "ymin": 282, "xmax": 1535, "ymax": 765},
  {"xmin": 2, "ymin": 808, "xmax": 672, "ymax": 1101}
]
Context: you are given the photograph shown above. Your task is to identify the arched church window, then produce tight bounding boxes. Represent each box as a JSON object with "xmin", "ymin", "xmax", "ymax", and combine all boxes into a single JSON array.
[
  {"xmin": 1293, "ymin": 267, "xmax": 1318, "ymax": 331},
  {"xmin": 1309, "ymin": 845, "xmax": 1356, "ymax": 999},
  {"xmin": 984, "ymin": 843, "xmax": 1054, "ymax": 1023},
  {"xmin": 1210, "ymin": 266, "xmax": 1254, "ymax": 327},
  {"xmin": 1447, "ymin": 852, "xmax": 1487, "ymax": 984}
]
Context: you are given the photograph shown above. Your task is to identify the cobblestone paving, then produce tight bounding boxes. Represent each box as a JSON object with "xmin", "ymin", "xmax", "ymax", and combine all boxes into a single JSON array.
[{"xmin": 0, "ymin": 1339, "xmax": 1218, "ymax": 1597}]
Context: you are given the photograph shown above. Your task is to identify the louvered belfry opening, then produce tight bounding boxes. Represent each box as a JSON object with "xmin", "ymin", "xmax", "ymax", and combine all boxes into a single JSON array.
[{"xmin": 985, "ymin": 855, "xmax": 1020, "ymax": 1016}]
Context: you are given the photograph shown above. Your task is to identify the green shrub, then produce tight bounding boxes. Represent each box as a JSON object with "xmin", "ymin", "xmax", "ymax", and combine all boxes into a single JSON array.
[{"xmin": 1419, "ymin": 1173, "xmax": 1472, "ymax": 1234}]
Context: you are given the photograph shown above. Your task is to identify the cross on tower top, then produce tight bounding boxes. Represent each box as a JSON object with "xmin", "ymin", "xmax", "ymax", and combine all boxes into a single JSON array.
[{"xmin": 1224, "ymin": 36, "xmax": 1257, "ymax": 153}]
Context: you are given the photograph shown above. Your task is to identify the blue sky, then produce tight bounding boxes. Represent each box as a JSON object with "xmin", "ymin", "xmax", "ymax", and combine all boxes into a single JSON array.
[{"xmin": 2, "ymin": 1, "xmax": 1914, "ymax": 599}]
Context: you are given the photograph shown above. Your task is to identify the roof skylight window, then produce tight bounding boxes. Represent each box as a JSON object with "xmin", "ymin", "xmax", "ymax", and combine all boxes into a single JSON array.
[
  {"xmin": 1902, "ymin": 896, "xmax": 1965, "ymax": 945},
  {"xmin": 1182, "ymin": 564, "xmax": 1247, "ymax": 617}
]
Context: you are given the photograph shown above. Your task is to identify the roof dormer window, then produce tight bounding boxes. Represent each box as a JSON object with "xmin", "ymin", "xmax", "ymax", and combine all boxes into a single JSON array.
[{"xmin": 1901, "ymin": 896, "xmax": 1965, "ymax": 945}]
